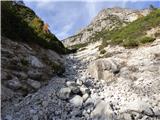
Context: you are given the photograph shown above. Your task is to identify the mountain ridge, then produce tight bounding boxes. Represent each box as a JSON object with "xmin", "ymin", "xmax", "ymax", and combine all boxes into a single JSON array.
[
  {"xmin": 2, "ymin": 2, "xmax": 160, "ymax": 120},
  {"xmin": 1, "ymin": 1, "xmax": 71, "ymax": 54},
  {"xmin": 62, "ymin": 7, "xmax": 151, "ymax": 48}
]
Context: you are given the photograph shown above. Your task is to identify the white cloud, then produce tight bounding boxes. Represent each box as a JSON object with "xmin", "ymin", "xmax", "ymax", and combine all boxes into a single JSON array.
[
  {"xmin": 56, "ymin": 31, "xmax": 69, "ymax": 40},
  {"xmin": 86, "ymin": 2, "xmax": 97, "ymax": 20},
  {"xmin": 56, "ymin": 23, "xmax": 74, "ymax": 39},
  {"xmin": 62, "ymin": 23, "xmax": 74, "ymax": 32},
  {"xmin": 24, "ymin": 0, "xmax": 158, "ymax": 40},
  {"xmin": 36, "ymin": 1, "xmax": 53, "ymax": 8}
]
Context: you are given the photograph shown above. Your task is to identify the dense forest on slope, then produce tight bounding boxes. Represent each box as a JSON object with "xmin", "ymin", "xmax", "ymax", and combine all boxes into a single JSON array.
[{"xmin": 1, "ymin": 1, "xmax": 71, "ymax": 54}]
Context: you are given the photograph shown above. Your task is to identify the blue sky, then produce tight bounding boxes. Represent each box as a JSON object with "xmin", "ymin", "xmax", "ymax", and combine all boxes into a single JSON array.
[{"xmin": 24, "ymin": 0, "xmax": 160, "ymax": 40}]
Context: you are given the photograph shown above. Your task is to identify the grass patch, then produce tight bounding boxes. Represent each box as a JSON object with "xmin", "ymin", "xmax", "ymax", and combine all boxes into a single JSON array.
[
  {"xmin": 138, "ymin": 37, "xmax": 155, "ymax": 44},
  {"xmin": 94, "ymin": 9, "xmax": 160, "ymax": 49},
  {"xmin": 69, "ymin": 42, "xmax": 89, "ymax": 50}
]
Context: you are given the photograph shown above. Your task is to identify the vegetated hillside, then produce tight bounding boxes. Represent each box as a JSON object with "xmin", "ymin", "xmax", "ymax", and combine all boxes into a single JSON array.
[
  {"xmin": 1, "ymin": 1, "xmax": 71, "ymax": 114},
  {"xmin": 63, "ymin": 7, "xmax": 151, "ymax": 49},
  {"xmin": 98, "ymin": 9, "xmax": 160, "ymax": 49},
  {"xmin": 1, "ymin": 1, "xmax": 69, "ymax": 54}
]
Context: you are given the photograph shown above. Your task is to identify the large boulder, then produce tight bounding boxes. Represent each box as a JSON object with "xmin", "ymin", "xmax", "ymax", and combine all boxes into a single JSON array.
[
  {"xmin": 88, "ymin": 58, "xmax": 120, "ymax": 81},
  {"xmin": 28, "ymin": 55, "xmax": 44, "ymax": 68},
  {"xmin": 1, "ymin": 85, "xmax": 15, "ymax": 101},
  {"xmin": 7, "ymin": 77, "xmax": 22, "ymax": 90},
  {"xmin": 27, "ymin": 79, "xmax": 41, "ymax": 90},
  {"xmin": 57, "ymin": 87, "xmax": 71, "ymax": 100},
  {"xmin": 124, "ymin": 100, "xmax": 154, "ymax": 116},
  {"xmin": 69, "ymin": 95, "xmax": 83, "ymax": 107},
  {"xmin": 91, "ymin": 100, "xmax": 116, "ymax": 120}
]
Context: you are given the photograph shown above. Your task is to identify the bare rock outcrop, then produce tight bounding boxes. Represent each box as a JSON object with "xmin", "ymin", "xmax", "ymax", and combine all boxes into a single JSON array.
[
  {"xmin": 88, "ymin": 58, "xmax": 120, "ymax": 81},
  {"xmin": 1, "ymin": 36, "xmax": 65, "ymax": 108},
  {"xmin": 63, "ymin": 8, "xmax": 151, "ymax": 47}
]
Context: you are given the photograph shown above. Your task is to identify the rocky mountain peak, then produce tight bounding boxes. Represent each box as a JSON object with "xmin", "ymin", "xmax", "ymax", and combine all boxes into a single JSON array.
[
  {"xmin": 63, "ymin": 7, "xmax": 151, "ymax": 48},
  {"xmin": 2, "ymin": 1, "xmax": 160, "ymax": 119},
  {"xmin": 92, "ymin": 7, "xmax": 151, "ymax": 23}
]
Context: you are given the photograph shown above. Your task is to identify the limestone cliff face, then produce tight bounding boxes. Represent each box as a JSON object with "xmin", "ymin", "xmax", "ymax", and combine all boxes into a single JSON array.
[{"xmin": 63, "ymin": 8, "xmax": 151, "ymax": 47}]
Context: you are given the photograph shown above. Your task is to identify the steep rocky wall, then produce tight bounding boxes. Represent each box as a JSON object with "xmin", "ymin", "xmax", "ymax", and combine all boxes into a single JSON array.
[{"xmin": 1, "ymin": 37, "xmax": 65, "ymax": 105}]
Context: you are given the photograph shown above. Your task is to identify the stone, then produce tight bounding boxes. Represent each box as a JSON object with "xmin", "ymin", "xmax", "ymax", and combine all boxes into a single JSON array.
[
  {"xmin": 88, "ymin": 58, "xmax": 119, "ymax": 81},
  {"xmin": 82, "ymin": 93, "xmax": 89, "ymax": 101},
  {"xmin": 28, "ymin": 70, "xmax": 42, "ymax": 80},
  {"xmin": 4, "ymin": 115, "xmax": 12, "ymax": 120},
  {"xmin": 80, "ymin": 85, "xmax": 91, "ymax": 95},
  {"xmin": 123, "ymin": 113, "xmax": 132, "ymax": 120},
  {"xmin": 1, "ymin": 85, "xmax": 15, "ymax": 101},
  {"xmin": 72, "ymin": 65, "xmax": 77, "ymax": 69},
  {"xmin": 141, "ymin": 116, "xmax": 149, "ymax": 120},
  {"xmin": 7, "ymin": 77, "xmax": 22, "ymax": 90},
  {"xmin": 153, "ymin": 107, "xmax": 160, "ymax": 116},
  {"xmin": 70, "ymin": 86, "xmax": 80, "ymax": 94},
  {"xmin": 76, "ymin": 79, "xmax": 83, "ymax": 86},
  {"xmin": 1, "ymin": 71, "xmax": 10, "ymax": 80},
  {"xmin": 58, "ymin": 87, "xmax": 71, "ymax": 100},
  {"xmin": 27, "ymin": 79, "xmax": 41, "ymax": 89},
  {"xmin": 1, "ymin": 37, "xmax": 68, "ymax": 119},
  {"xmin": 125, "ymin": 100, "xmax": 153, "ymax": 116},
  {"xmin": 30, "ymin": 109, "xmax": 37, "ymax": 114},
  {"xmin": 70, "ymin": 108, "xmax": 82, "ymax": 117},
  {"xmin": 91, "ymin": 100, "xmax": 115, "ymax": 120},
  {"xmin": 82, "ymin": 110, "xmax": 90, "ymax": 118},
  {"xmin": 32, "ymin": 115, "xmax": 39, "ymax": 120},
  {"xmin": 83, "ymin": 80, "xmax": 93, "ymax": 87},
  {"xmin": 66, "ymin": 81, "xmax": 76, "ymax": 87},
  {"xmin": 120, "ymin": 67, "xmax": 131, "ymax": 78},
  {"xmin": 69, "ymin": 95, "xmax": 83, "ymax": 107},
  {"xmin": 85, "ymin": 97, "xmax": 97, "ymax": 106},
  {"xmin": 42, "ymin": 101, "xmax": 48, "ymax": 107},
  {"xmin": 66, "ymin": 81, "xmax": 80, "ymax": 94},
  {"xmin": 12, "ymin": 71, "xmax": 28, "ymax": 80},
  {"xmin": 28, "ymin": 55, "xmax": 44, "ymax": 68}
]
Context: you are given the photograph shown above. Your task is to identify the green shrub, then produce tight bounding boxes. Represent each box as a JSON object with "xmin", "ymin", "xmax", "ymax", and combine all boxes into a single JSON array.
[
  {"xmin": 1, "ymin": 1, "xmax": 69, "ymax": 54},
  {"xmin": 93, "ymin": 9, "xmax": 160, "ymax": 48},
  {"xmin": 139, "ymin": 37, "xmax": 155, "ymax": 44},
  {"xmin": 123, "ymin": 39, "xmax": 139, "ymax": 48},
  {"xmin": 70, "ymin": 42, "xmax": 88, "ymax": 50}
]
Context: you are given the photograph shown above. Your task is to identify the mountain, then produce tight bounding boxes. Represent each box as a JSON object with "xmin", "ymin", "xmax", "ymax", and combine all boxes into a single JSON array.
[
  {"xmin": 1, "ymin": 1, "xmax": 68, "ymax": 110},
  {"xmin": 1, "ymin": 1, "xmax": 70, "ymax": 54},
  {"xmin": 2, "ymin": 3, "xmax": 160, "ymax": 120},
  {"xmin": 98, "ymin": 9, "xmax": 160, "ymax": 50},
  {"xmin": 63, "ymin": 7, "xmax": 151, "ymax": 48}
]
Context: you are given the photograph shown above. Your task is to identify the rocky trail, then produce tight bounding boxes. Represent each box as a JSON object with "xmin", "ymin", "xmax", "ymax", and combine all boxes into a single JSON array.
[
  {"xmin": 2, "ymin": 42, "xmax": 100, "ymax": 120},
  {"xmin": 2, "ymin": 3, "xmax": 160, "ymax": 120},
  {"xmin": 2, "ymin": 39, "xmax": 160, "ymax": 120}
]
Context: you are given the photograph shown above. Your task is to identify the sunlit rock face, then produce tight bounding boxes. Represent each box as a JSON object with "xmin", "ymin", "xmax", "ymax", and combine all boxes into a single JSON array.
[{"xmin": 63, "ymin": 8, "xmax": 151, "ymax": 47}]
